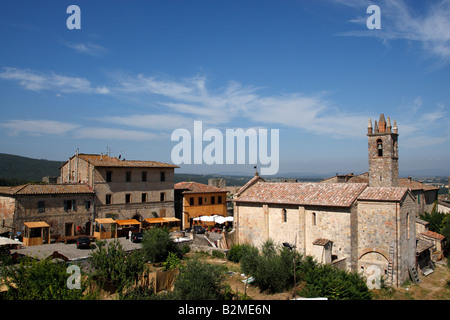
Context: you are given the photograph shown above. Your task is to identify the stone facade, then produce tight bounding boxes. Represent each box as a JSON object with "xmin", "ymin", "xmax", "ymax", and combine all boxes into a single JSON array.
[
  {"xmin": 0, "ymin": 184, "xmax": 95, "ymax": 238},
  {"xmin": 234, "ymin": 114, "xmax": 420, "ymax": 287},
  {"xmin": 367, "ymin": 114, "xmax": 399, "ymax": 188},
  {"xmin": 60, "ymin": 153, "xmax": 178, "ymax": 222}
]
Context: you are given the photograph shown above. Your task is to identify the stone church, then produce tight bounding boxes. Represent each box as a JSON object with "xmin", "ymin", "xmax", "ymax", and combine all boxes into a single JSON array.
[{"xmin": 233, "ymin": 114, "xmax": 418, "ymax": 287}]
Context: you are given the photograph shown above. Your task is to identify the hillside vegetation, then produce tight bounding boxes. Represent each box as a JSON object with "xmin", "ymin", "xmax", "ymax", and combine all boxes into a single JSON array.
[{"xmin": 0, "ymin": 153, "xmax": 63, "ymax": 185}]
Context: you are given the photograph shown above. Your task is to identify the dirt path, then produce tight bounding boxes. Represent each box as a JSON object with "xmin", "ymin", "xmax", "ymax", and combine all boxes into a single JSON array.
[{"xmin": 373, "ymin": 259, "xmax": 450, "ymax": 300}]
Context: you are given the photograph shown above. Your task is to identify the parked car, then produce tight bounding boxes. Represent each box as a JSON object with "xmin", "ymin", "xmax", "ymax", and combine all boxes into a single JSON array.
[
  {"xmin": 131, "ymin": 232, "xmax": 143, "ymax": 243},
  {"xmin": 76, "ymin": 237, "xmax": 92, "ymax": 249},
  {"xmin": 193, "ymin": 225, "xmax": 206, "ymax": 234}
]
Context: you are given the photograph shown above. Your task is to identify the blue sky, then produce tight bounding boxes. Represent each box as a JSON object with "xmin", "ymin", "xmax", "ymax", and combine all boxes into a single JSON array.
[{"xmin": 0, "ymin": 0, "xmax": 449, "ymax": 177}]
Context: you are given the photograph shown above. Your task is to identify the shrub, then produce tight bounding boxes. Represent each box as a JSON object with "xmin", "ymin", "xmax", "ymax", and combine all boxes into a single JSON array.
[
  {"xmin": 163, "ymin": 251, "xmax": 182, "ymax": 271},
  {"xmin": 239, "ymin": 244, "xmax": 260, "ymax": 276},
  {"xmin": 298, "ymin": 263, "xmax": 372, "ymax": 300},
  {"xmin": 1, "ymin": 257, "xmax": 96, "ymax": 300},
  {"xmin": 88, "ymin": 239, "xmax": 145, "ymax": 292},
  {"xmin": 239, "ymin": 240, "xmax": 296, "ymax": 294},
  {"xmin": 141, "ymin": 227, "xmax": 180, "ymax": 263},
  {"xmin": 212, "ymin": 250, "xmax": 225, "ymax": 259},
  {"xmin": 172, "ymin": 258, "xmax": 230, "ymax": 300}
]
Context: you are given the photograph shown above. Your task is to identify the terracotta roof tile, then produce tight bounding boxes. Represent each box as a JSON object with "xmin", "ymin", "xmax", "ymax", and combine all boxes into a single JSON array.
[
  {"xmin": 174, "ymin": 181, "xmax": 227, "ymax": 194},
  {"xmin": 421, "ymin": 231, "xmax": 445, "ymax": 241},
  {"xmin": 0, "ymin": 184, "xmax": 94, "ymax": 195},
  {"xmin": 235, "ymin": 182, "xmax": 367, "ymax": 207},
  {"xmin": 236, "ymin": 174, "xmax": 265, "ymax": 196},
  {"xmin": 357, "ymin": 187, "xmax": 409, "ymax": 202},
  {"xmin": 73, "ymin": 154, "xmax": 178, "ymax": 168},
  {"xmin": 398, "ymin": 178, "xmax": 439, "ymax": 191}
]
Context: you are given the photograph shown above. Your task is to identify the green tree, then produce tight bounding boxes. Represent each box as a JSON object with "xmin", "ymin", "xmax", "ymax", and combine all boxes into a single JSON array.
[
  {"xmin": 0, "ymin": 257, "xmax": 97, "ymax": 300},
  {"xmin": 88, "ymin": 239, "xmax": 145, "ymax": 293},
  {"xmin": 420, "ymin": 210, "xmax": 447, "ymax": 233},
  {"xmin": 298, "ymin": 263, "xmax": 372, "ymax": 300},
  {"xmin": 172, "ymin": 258, "xmax": 231, "ymax": 300},
  {"xmin": 239, "ymin": 240, "xmax": 297, "ymax": 294},
  {"xmin": 239, "ymin": 243, "xmax": 260, "ymax": 276},
  {"xmin": 163, "ymin": 251, "xmax": 182, "ymax": 271},
  {"xmin": 141, "ymin": 227, "xmax": 180, "ymax": 263}
]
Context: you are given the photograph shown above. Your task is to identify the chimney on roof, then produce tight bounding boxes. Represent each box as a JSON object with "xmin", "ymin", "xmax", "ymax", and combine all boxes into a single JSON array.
[{"xmin": 408, "ymin": 176, "xmax": 412, "ymax": 183}]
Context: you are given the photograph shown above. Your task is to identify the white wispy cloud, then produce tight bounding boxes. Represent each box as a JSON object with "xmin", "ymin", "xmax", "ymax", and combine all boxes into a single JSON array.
[
  {"xmin": 108, "ymin": 73, "xmax": 367, "ymax": 138},
  {"xmin": 101, "ymin": 114, "xmax": 192, "ymax": 131},
  {"xmin": 0, "ymin": 120, "xmax": 81, "ymax": 136},
  {"xmin": 333, "ymin": 0, "xmax": 450, "ymax": 64},
  {"xmin": 2, "ymin": 68, "xmax": 447, "ymax": 145},
  {"xmin": 73, "ymin": 127, "xmax": 161, "ymax": 141},
  {"xmin": 0, "ymin": 119, "xmax": 161, "ymax": 141},
  {"xmin": 0, "ymin": 67, "xmax": 110, "ymax": 94},
  {"xmin": 59, "ymin": 40, "xmax": 107, "ymax": 57}
]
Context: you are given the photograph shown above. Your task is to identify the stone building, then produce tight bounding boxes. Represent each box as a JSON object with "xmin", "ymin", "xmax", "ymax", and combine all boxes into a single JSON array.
[
  {"xmin": 0, "ymin": 184, "xmax": 95, "ymax": 241},
  {"xmin": 234, "ymin": 114, "xmax": 420, "ymax": 287},
  {"xmin": 60, "ymin": 153, "xmax": 178, "ymax": 222}
]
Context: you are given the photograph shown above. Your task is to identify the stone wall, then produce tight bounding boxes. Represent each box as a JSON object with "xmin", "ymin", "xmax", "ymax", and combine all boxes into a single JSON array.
[
  {"xmin": 235, "ymin": 202, "xmax": 358, "ymax": 271},
  {"xmin": 357, "ymin": 194, "xmax": 416, "ymax": 286},
  {"xmin": 13, "ymin": 193, "xmax": 95, "ymax": 237},
  {"xmin": 0, "ymin": 195, "xmax": 15, "ymax": 235}
]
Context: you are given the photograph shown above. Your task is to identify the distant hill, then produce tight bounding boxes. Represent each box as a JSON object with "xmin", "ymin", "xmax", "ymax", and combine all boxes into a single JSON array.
[
  {"xmin": 0, "ymin": 153, "xmax": 63, "ymax": 183},
  {"xmin": 174, "ymin": 173, "xmax": 253, "ymax": 186},
  {"xmin": 0, "ymin": 153, "xmax": 326, "ymax": 187}
]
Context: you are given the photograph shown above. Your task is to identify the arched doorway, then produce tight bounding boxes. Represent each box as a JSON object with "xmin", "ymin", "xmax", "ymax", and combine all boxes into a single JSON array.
[{"xmin": 359, "ymin": 251, "xmax": 388, "ymax": 289}]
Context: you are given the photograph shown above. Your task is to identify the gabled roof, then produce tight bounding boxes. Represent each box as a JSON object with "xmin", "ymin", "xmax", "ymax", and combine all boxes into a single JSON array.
[
  {"xmin": 64, "ymin": 153, "xmax": 178, "ymax": 168},
  {"xmin": 174, "ymin": 181, "xmax": 227, "ymax": 194},
  {"xmin": 357, "ymin": 187, "xmax": 412, "ymax": 202},
  {"xmin": 234, "ymin": 182, "xmax": 368, "ymax": 208},
  {"xmin": 235, "ymin": 174, "xmax": 265, "ymax": 197},
  {"xmin": 0, "ymin": 183, "xmax": 94, "ymax": 195}
]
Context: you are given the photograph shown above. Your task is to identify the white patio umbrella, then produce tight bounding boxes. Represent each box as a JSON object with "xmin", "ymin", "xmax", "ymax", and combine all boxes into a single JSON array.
[{"xmin": 0, "ymin": 236, "xmax": 23, "ymax": 246}]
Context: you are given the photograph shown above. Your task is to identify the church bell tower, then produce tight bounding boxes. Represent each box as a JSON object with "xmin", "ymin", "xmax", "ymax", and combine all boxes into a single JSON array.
[{"xmin": 367, "ymin": 114, "xmax": 399, "ymax": 187}]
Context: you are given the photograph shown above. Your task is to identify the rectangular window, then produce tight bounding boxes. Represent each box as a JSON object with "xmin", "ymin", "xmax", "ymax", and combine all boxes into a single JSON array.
[
  {"xmin": 218, "ymin": 196, "xmax": 222, "ymax": 204},
  {"xmin": 189, "ymin": 197, "xmax": 194, "ymax": 206},
  {"xmin": 211, "ymin": 196, "xmax": 215, "ymax": 204},
  {"xmin": 125, "ymin": 194, "xmax": 131, "ymax": 203},
  {"xmin": 85, "ymin": 201, "xmax": 91, "ymax": 210},
  {"xmin": 160, "ymin": 192, "xmax": 165, "ymax": 202},
  {"xmin": 126, "ymin": 171, "xmax": 131, "ymax": 182},
  {"xmin": 38, "ymin": 201, "xmax": 45, "ymax": 213},
  {"xmin": 106, "ymin": 194, "xmax": 112, "ymax": 205},
  {"xmin": 160, "ymin": 171, "xmax": 165, "ymax": 182},
  {"xmin": 198, "ymin": 197, "xmax": 203, "ymax": 205},
  {"xmin": 106, "ymin": 171, "xmax": 112, "ymax": 182},
  {"xmin": 142, "ymin": 171, "xmax": 147, "ymax": 182},
  {"xmin": 64, "ymin": 200, "xmax": 72, "ymax": 212},
  {"xmin": 142, "ymin": 193, "xmax": 147, "ymax": 203}
]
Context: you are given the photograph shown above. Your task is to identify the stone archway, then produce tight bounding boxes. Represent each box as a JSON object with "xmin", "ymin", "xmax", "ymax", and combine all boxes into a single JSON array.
[{"xmin": 359, "ymin": 251, "xmax": 389, "ymax": 289}]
